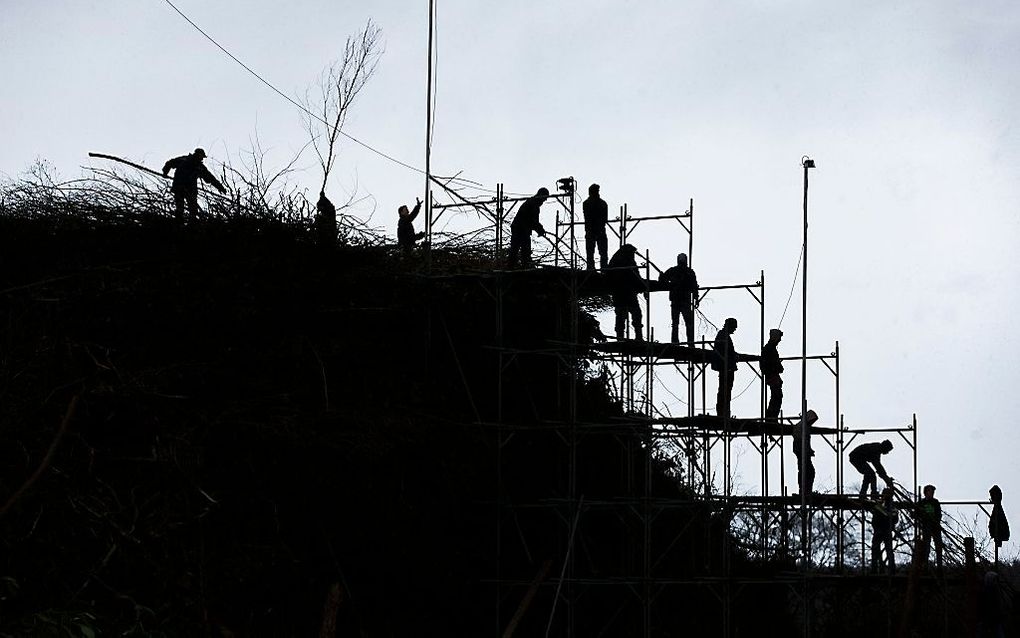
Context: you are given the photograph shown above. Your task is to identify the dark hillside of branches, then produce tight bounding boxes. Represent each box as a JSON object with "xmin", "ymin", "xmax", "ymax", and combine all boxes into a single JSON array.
[{"xmin": 2, "ymin": 175, "xmax": 982, "ymax": 636}]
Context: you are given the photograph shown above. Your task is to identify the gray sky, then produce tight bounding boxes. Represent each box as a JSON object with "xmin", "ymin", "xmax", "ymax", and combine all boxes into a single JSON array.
[{"xmin": 3, "ymin": 1, "xmax": 1019, "ymax": 524}]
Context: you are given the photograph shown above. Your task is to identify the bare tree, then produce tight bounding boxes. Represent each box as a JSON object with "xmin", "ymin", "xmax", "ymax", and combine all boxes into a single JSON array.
[{"xmin": 301, "ymin": 20, "xmax": 383, "ymax": 194}]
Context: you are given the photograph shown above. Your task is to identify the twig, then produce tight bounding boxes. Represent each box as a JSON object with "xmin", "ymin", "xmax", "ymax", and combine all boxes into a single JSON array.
[{"xmin": 0, "ymin": 395, "xmax": 79, "ymax": 519}]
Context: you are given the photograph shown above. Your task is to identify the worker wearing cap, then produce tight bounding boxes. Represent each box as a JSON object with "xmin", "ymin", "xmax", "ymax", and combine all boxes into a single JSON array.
[
  {"xmin": 162, "ymin": 147, "xmax": 225, "ymax": 219},
  {"xmin": 760, "ymin": 328, "xmax": 784, "ymax": 419},
  {"xmin": 849, "ymin": 439, "xmax": 894, "ymax": 497}
]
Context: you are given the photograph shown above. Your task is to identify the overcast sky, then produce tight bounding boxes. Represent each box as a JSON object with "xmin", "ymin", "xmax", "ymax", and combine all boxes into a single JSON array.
[{"xmin": 3, "ymin": 1, "xmax": 1019, "ymax": 537}]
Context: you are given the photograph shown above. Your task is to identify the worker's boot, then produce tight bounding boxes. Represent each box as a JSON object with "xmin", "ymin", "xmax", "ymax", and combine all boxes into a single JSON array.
[{"xmin": 670, "ymin": 324, "xmax": 679, "ymax": 344}]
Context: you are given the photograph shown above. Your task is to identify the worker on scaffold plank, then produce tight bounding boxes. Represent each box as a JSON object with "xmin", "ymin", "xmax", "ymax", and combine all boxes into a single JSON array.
[
  {"xmin": 582, "ymin": 183, "xmax": 608, "ymax": 271},
  {"xmin": 711, "ymin": 317, "xmax": 739, "ymax": 418},
  {"xmin": 659, "ymin": 253, "xmax": 700, "ymax": 346},
  {"xmin": 507, "ymin": 187, "xmax": 549, "ymax": 269},
  {"xmin": 760, "ymin": 328, "xmax": 784, "ymax": 419},
  {"xmin": 607, "ymin": 244, "xmax": 646, "ymax": 341}
]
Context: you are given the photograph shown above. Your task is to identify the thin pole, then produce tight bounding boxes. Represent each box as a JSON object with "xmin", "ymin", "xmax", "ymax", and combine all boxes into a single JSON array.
[
  {"xmin": 424, "ymin": 0, "xmax": 435, "ymax": 266},
  {"xmin": 800, "ymin": 158, "xmax": 811, "ymax": 561}
]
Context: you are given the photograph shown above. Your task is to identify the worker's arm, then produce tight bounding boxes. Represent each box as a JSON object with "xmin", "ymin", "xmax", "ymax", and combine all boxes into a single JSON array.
[
  {"xmin": 162, "ymin": 156, "xmax": 182, "ymax": 176},
  {"xmin": 872, "ymin": 460, "xmax": 890, "ymax": 481},
  {"xmin": 409, "ymin": 198, "xmax": 422, "ymax": 222},
  {"xmin": 200, "ymin": 165, "xmax": 225, "ymax": 192}
]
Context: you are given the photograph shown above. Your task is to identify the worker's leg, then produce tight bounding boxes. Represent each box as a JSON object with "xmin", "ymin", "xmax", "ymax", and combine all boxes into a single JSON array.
[
  {"xmin": 765, "ymin": 377, "xmax": 783, "ymax": 419},
  {"xmin": 933, "ymin": 529, "xmax": 944, "ymax": 569},
  {"xmin": 916, "ymin": 531, "xmax": 931, "ymax": 567},
  {"xmin": 870, "ymin": 531, "xmax": 882, "ymax": 572},
  {"xmin": 680, "ymin": 306, "xmax": 695, "ymax": 347},
  {"xmin": 863, "ymin": 467, "xmax": 877, "ymax": 496},
  {"xmin": 185, "ymin": 193, "xmax": 200, "ymax": 218},
  {"xmin": 850, "ymin": 459, "xmax": 871, "ymax": 495},
  {"xmin": 597, "ymin": 234, "xmax": 608, "ymax": 270},
  {"xmin": 585, "ymin": 234, "xmax": 596, "ymax": 270},
  {"xmin": 717, "ymin": 369, "xmax": 734, "ymax": 418},
  {"xmin": 508, "ymin": 232, "xmax": 525, "ymax": 267},
  {"xmin": 630, "ymin": 297, "xmax": 643, "ymax": 341},
  {"xmin": 885, "ymin": 532, "xmax": 896, "ymax": 573},
  {"xmin": 614, "ymin": 304, "xmax": 627, "ymax": 340},
  {"xmin": 173, "ymin": 192, "xmax": 186, "ymax": 220},
  {"xmin": 670, "ymin": 304, "xmax": 680, "ymax": 344}
]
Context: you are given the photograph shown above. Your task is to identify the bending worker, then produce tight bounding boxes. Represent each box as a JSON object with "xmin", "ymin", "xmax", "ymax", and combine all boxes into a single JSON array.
[
  {"xmin": 162, "ymin": 147, "xmax": 225, "ymax": 219},
  {"xmin": 508, "ymin": 188, "xmax": 549, "ymax": 268},
  {"xmin": 848, "ymin": 439, "xmax": 894, "ymax": 497}
]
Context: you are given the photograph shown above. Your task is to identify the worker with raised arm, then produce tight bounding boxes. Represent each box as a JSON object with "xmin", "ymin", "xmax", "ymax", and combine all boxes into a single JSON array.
[
  {"xmin": 397, "ymin": 197, "xmax": 424, "ymax": 253},
  {"xmin": 507, "ymin": 187, "xmax": 549, "ymax": 268},
  {"xmin": 848, "ymin": 439, "xmax": 894, "ymax": 497},
  {"xmin": 162, "ymin": 147, "xmax": 225, "ymax": 219}
]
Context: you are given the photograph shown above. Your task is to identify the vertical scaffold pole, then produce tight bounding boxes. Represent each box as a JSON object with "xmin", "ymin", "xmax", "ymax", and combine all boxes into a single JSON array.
[{"xmin": 424, "ymin": 0, "xmax": 435, "ymax": 271}]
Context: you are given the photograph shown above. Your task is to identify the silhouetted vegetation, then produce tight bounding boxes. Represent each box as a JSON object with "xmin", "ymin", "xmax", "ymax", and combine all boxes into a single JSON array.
[{"xmin": 0, "ymin": 175, "xmax": 1014, "ymax": 636}]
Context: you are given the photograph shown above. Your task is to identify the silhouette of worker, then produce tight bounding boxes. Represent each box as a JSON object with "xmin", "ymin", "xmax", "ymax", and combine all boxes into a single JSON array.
[
  {"xmin": 607, "ymin": 244, "xmax": 646, "ymax": 341},
  {"xmin": 792, "ymin": 409, "xmax": 817, "ymax": 495},
  {"xmin": 508, "ymin": 188, "xmax": 549, "ymax": 268},
  {"xmin": 711, "ymin": 318, "xmax": 739, "ymax": 418},
  {"xmin": 161, "ymin": 147, "xmax": 225, "ymax": 219},
  {"xmin": 915, "ymin": 483, "xmax": 944, "ymax": 570},
  {"xmin": 870, "ymin": 487, "xmax": 897, "ymax": 574},
  {"xmin": 583, "ymin": 183, "xmax": 608, "ymax": 271},
  {"xmin": 658, "ymin": 253, "xmax": 699, "ymax": 346},
  {"xmin": 849, "ymin": 439, "xmax": 894, "ymax": 497},
  {"xmin": 316, "ymin": 191, "xmax": 337, "ymax": 247},
  {"xmin": 989, "ymin": 485, "xmax": 1010, "ymax": 550},
  {"xmin": 760, "ymin": 328, "xmax": 784, "ymax": 419},
  {"xmin": 397, "ymin": 198, "xmax": 424, "ymax": 253}
]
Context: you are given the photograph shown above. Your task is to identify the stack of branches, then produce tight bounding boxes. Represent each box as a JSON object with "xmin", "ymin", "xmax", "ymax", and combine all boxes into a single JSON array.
[{"xmin": 0, "ymin": 156, "xmax": 384, "ymax": 247}]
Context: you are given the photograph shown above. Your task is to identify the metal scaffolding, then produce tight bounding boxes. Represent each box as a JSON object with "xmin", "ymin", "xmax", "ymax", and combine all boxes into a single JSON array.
[{"xmin": 425, "ymin": 177, "xmax": 999, "ymax": 637}]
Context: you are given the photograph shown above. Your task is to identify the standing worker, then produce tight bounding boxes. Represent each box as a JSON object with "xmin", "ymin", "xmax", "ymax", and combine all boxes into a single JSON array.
[
  {"xmin": 508, "ymin": 188, "xmax": 549, "ymax": 268},
  {"xmin": 711, "ymin": 318, "xmax": 739, "ymax": 418},
  {"xmin": 870, "ymin": 487, "xmax": 897, "ymax": 574},
  {"xmin": 849, "ymin": 439, "xmax": 894, "ymax": 497},
  {"xmin": 791, "ymin": 409, "xmax": 817, "ymax": 495},
  {"xmin": 316, "ymin": 190, "xmax": 337, "ymax": 247},
  {"xmin": 583, "ymin": 183, "xmax": 609, "ymax": 271},
  {"xmin": 658, "ymin": 253, "xmax": 700, "ymax": 346},
  {"xmin": 915, "ymin": 483, "xmax": 944, "ymax": 570},
  {"xmin": 162, "ymin": 147, "xmax": 225, "ymax": 219},
  {"xmin": 760, "ymin": 328, "xmax": 784, "ymax": 419},
  {"xmin": 989, "ymin": 485, "xmax": 1010, "ymax": 553},
  {"xmin": 397, "ymin": 197, "xmax": 424, "ymax": 254},
  {"xmin": 606, "ymin": 244, "xmax": 646, "ymax": 341}
]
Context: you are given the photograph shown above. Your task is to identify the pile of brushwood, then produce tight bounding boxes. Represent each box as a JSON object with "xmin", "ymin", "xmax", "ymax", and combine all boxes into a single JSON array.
[{"xmin": 4, "ymin": 169, "xmax": 987, "ymax": 636}]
